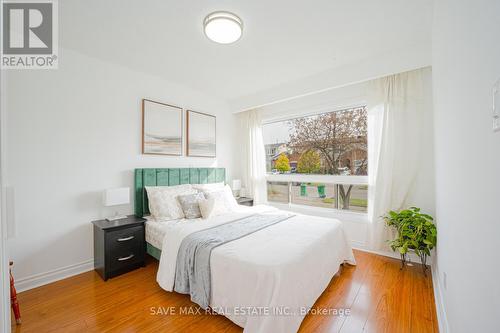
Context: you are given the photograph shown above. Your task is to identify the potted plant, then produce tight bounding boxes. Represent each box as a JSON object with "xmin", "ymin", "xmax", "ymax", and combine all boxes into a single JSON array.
[{"xmin": 383, "ymin": 207, "xmax": 437, "ymax": 274}]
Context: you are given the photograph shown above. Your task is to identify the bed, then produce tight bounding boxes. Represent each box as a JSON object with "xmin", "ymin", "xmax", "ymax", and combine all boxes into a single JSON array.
[{"xmin": 135, "ymin": 168, "xmax": 356, "ymax": 333}]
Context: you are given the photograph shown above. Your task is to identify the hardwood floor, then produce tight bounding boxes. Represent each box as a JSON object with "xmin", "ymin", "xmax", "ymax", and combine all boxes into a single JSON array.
[{"xmin": 10, "ymin": 250, "xmax": 438, "ymax": 333}]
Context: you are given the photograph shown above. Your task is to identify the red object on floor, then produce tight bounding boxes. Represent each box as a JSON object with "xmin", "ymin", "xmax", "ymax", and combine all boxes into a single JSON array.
[{"xmin": 10, "ymin": 261, "xmax": 21, "ymax": 325}]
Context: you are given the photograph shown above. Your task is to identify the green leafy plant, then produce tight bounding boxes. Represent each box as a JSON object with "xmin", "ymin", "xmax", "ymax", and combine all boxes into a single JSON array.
[{"xmin": 383, "ymin": 207, "xmax": 437, "ymax": 274}]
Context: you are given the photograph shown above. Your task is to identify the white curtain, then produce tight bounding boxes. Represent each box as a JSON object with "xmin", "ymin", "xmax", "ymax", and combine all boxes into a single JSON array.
[
  {"xmin": 239, "ymin": 110, "xmax": 268, "ymax": 204},
  {"xmin": 367, "ymin": 68, "xmax": 427, "ymax": 250}
]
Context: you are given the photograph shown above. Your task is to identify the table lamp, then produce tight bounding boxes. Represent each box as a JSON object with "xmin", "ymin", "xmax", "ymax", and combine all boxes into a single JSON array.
[
  {"xmin": 103, "ymin": 187, "xmax": 129, "ymax": 221},
  {"xmin": 232, "ymin": 179, "xmax": 242, "ymax": 198}
]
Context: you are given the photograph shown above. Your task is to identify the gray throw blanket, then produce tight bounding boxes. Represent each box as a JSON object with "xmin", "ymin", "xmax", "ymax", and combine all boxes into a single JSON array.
[{"xmin": 174, "ymin": 213, "xmax": 295, "ymax": 309}]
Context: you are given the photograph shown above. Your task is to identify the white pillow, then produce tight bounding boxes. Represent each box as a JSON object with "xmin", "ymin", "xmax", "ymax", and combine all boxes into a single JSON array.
[
  {"xmin": 220, "ymin": 184, "xmax": 238, "ymax": 208},
  {"xmin": 145, "ymin": 184, "xmax": 196, "ymax": 221},
  {"xmin": 192, "ymin": 182, "xmax": 225, "ymax": 193},
  {"xmin": 199, "ymin": 195, "xmax": 228, "ymax": 219},
  {"xmin": 199, "ymin": 185, "xmax": 237, "ymax": 219},
  {"xmin": 198, "ymin": 197, "xmax": 216, "ymax": 219}
]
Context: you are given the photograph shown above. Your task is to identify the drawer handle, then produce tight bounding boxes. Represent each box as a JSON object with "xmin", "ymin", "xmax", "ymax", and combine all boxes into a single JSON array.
[
  {"xmin": 117, "ymin": 254, "xmax": 135, "ymax": 261},
  {"xmin": 117, "ymin": 236, "xmax": 134, "ymax": 242}
]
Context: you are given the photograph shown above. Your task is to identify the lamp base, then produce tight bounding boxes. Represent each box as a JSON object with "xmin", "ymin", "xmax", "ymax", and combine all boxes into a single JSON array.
[{"xmin": 105, "ymin": 214, "xmax": 127, "ymax": 221}]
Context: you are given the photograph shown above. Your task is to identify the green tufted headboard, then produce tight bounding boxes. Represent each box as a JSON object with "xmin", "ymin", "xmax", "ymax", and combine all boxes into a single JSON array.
[{"xmin": 134, "ymin": 168, "xmax": 226, "ymax": 217}]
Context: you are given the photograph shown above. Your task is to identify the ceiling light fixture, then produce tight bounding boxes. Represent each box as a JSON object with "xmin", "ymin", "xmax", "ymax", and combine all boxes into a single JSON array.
[{"xmin": 203, "ymin": 11, "xmax": 243, "ymax": 44}]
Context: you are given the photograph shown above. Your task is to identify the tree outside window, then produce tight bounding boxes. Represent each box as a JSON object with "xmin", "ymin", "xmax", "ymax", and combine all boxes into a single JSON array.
[
  {"xmin": 263, "ymin": 106, "xmax": 368, "ymax": 212},
  {"xmin": 274, "ymin": 153, "xmax": 291, "ymax": 173}
]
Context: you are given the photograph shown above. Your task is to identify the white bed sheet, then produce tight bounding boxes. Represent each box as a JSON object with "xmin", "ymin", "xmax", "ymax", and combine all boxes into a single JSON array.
[
  {"xmin": 145, "ymin": 218, "xmax": 177, "ymax": 249},
  {"xmin": 156, "ymin": 205, "xmax": 356, "ymax": 333}
]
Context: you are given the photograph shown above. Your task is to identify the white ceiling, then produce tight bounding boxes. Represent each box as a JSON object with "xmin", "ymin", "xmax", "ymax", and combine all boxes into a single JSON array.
[{"xmin": 60, "ymin": 0, "xmax": 433, "ymax": 108}]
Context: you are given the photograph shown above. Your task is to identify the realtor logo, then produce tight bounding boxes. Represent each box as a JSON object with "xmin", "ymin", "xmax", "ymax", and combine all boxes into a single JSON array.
[{"xmin": 2, "ymin": 0, "xmax": 58, "ymax": 69}]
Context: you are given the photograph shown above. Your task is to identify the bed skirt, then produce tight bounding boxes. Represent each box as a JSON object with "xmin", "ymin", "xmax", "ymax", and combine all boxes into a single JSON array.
[{"xmin": 147, "ymin": 243, "xmax": 161, "ymax": 260}]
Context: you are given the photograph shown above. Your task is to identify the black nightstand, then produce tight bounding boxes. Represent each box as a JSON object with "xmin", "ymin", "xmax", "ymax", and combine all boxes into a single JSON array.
[
  {"xmin": 92, "ymin": 215, "xmax": 146, "ymax": 281},
  {"xmin": 237, "ymin": 197, "xmax": 254, "ymax": 206}
]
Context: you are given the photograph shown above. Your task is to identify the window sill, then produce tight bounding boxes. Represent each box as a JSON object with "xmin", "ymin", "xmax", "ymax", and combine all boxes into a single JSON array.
[
  {"xmin": 267, "ymin": 202, "xmax": 369, "ymax": 223},
  {"xmin": 266, "ymin": 173, "xmax": 368, "ymax": 185}
]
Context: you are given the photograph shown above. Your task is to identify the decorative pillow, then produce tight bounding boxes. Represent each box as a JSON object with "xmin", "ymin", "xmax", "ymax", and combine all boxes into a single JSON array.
[
  {"xmin": 198, "ymin": 197, "xmax": 215, "ymax": 219},
  {"xmin": 198, "ymin": 196, "xmax": 226, "ymax": 219},
  {"xmin": 145, "ymin": 184, "xmax": 196, "ymax": 221},
  {"xmin": 177, "ymin": 192, "xmax": 205, "ymax": 219},
  {"xmin": 199, "ymin": 186, "xmax": 236, "ymax": 218},
  {"xmin": 197, "ymin": 184, "xmax": 236, "ymax": 206},
  {"xmin": 192, "ymin": 182, "xmax": 225, "ymax": 193}
]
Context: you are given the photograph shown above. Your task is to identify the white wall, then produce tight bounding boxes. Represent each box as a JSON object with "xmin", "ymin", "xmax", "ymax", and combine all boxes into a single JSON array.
[
  {"xmin": 229, "ymin": 42, "xmax": 432, "ymax": 112},
  {"xmin": 257, "ymin": 81, "xmax": 369, "ymax": 123},
  {"xmin": 432, "ymin": 1, "xmax": 500, "ymax": 332},
  {"xmin": 251, "ymin": 71, "xmax": 435, "ymax": 251},
  {"xmin": 4, "ymin": 48, "xmax": 237, "ymax": 290}
]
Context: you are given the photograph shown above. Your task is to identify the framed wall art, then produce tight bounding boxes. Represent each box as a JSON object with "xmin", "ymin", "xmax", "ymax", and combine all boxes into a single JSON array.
[
  {"xmin": 142, "ymin": 99, "xmax": 183, "ymax": 155},
  {"xmin": 186, "ymin": 110, "xmax": 216, "ymax": 157}
]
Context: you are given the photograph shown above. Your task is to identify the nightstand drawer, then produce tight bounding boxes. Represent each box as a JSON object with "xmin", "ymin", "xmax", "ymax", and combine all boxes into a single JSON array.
[
  {"xmin": 107, "ymin": 226, "xmax": 144, "ymax": 271},
  {"xmin": 106, "ymin": 226, "xmax": 144, "ymax": 254},
  {"xmin": 109, "ymin": 245, "xmax": 144, "ymax": 271}
]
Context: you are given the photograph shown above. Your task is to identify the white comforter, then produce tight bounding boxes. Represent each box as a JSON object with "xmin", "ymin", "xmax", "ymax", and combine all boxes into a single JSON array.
[{"xmin": 157, "ymin": 205, "xmax": 356, "ymax": 333}]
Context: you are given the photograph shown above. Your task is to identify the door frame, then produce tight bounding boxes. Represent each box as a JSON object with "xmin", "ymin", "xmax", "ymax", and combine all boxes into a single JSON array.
[{"xmin": 0, "ymin": 41, "xmax": 11, "ymax": 330}]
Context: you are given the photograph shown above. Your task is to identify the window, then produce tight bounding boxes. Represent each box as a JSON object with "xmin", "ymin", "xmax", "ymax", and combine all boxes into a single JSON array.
[
  {"xmin": 263, "ymin": 106, "xmax": 367, "ymax": 176},
  {"xmin": 290, "ymin": 182, "xmax": 336, "ymax": 208},
  {"xmin": 263, "ymin": 106, "xmax": 368, "ymax": 213},
  {"xmin": 267, "ymin": 181, "xmax": 289, "ymax": 203}
]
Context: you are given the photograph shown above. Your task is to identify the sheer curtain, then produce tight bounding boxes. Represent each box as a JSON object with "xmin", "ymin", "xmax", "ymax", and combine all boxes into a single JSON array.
[
  {"xmin": 239, "ymin": 110, "xmax": 267, "ymax": 204},
  {"xmin": 367, "ymin": 68, "xmax": 427, "ymax": 250}
]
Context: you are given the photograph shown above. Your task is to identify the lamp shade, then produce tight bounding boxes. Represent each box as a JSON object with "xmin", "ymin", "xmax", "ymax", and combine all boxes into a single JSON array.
[
  {"xmin": 232, "ymin": 179, "xmax": 242, "ymax": 191},
  {"xmin": 103, "ymin": 187, "xmax": 130, "ymax": 207}
]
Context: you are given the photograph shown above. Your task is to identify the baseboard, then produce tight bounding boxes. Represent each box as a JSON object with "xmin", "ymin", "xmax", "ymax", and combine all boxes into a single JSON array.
[
  {"xmin": 431, "ymin": 265, "xmax": 450, "ymax": 333},
  {"xmin": 351, "ymin": 244, "xmax": 424, "ymax": 264},
  {"xmin": 15, "ymin": 259, "xmax": 94, "ymax": 293},
  {"xmin": 349, "ymin": 240, "xmax": 367, "ymax": 249}
]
